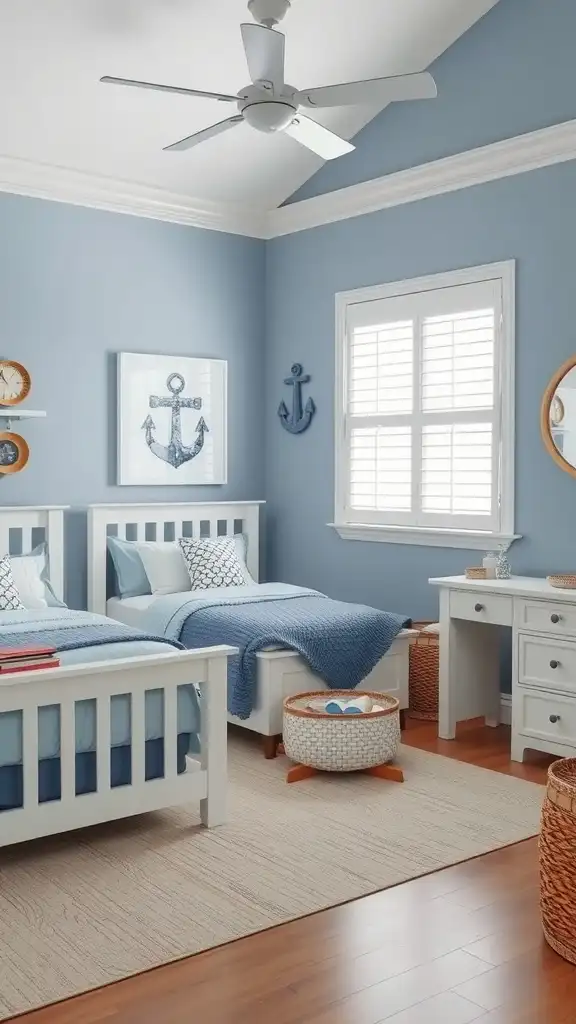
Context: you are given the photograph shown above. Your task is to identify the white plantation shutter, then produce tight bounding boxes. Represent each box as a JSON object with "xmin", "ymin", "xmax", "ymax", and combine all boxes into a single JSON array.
[
  {"xmin": 349, "ymin": 320, "xmax": 413, "ymax": 416},
  {"xmin": 350, "ymin": 426, "xmax": 412, "ymax": 512},
  {"xmin": 421, "ymin": 423, "xmax": 493, "ymax": 516},
  {"xmin": 339, "ymin": 271, "xmax": 512, "ymax": 536},
  {"xmin": 421, "ymin": 309, "xmax": 495, "ymax": 412}
]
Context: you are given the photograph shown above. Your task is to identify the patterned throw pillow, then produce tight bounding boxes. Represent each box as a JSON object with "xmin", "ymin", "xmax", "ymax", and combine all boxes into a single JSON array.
[
  {"xmin": 178, "ymin": 537, "xmax": 247, "ymax": 590},
  {"xmin": 0, "ymin": 555, "xmax": 25, "ymax": 611}
]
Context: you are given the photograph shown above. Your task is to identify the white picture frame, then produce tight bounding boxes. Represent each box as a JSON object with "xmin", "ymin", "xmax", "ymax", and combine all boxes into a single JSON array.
[{"xmin": 117, "ymin": 352, "xmax": 227, "ymax": 486}]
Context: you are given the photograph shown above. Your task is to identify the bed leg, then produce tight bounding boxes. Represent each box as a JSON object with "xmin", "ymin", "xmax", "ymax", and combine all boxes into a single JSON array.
[
  {"xmin": 399, "ymin": 709, "xmax": 407, "ymax": 731},
  {"xmin": 262, "ymin": 734, "xmax": 281, "ymax": 759}
]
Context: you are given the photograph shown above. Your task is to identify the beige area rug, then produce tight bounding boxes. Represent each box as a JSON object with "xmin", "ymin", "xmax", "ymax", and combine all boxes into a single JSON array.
[{"xmin": 0, "ymin": 735, "xmax": 543, "ymax": 1020}]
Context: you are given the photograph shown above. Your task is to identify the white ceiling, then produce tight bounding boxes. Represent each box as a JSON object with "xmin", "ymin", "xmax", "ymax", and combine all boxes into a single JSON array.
[{"xmin": 0, "ymin": 0, "xmax": 500, "ymax": 211}]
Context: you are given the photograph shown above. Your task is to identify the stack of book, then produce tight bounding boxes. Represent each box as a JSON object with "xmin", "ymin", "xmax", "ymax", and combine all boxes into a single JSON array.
[{"xmin": 0, "ymin": 646, "xmax": 60, "ymax": 674}]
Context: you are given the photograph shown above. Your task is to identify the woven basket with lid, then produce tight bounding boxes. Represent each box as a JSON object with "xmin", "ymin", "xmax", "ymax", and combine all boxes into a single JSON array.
[
  {"xmin": 540, "ymin": 758, "xmax": 576, "ymax": 963},
  {"xmin": 283, "ymin": 691, "xmax": 400, "ymax": 772},
  {"xmin": 408, "ymin": 621, "xmax": 439, "ymax": 721}
]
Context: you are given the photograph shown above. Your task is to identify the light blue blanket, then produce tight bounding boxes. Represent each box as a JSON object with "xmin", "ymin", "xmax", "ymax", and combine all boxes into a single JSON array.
[
  {"xmin": 0, "ymin": 607, "xmax": 183, "ymax": 653},
  {"xmin": 142, "ymin": 584, "xmax": 410, "ymax": 720}
]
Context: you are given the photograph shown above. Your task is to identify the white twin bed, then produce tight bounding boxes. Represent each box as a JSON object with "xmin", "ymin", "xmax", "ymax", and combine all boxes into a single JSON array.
[
  {"xmin": 0, "ymin": 506, "xmax": 231, "ymax": 849},
  {"xmin": 0, "ymin": 500, "xmax": 413, "ymax": 850},
  {"xmin": 87, "ymin": 502, "xmax": 414, "ymax": 757}
]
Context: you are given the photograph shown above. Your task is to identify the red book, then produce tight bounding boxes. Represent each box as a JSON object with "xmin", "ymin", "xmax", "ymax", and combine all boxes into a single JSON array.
[
  {"xmin": 0, "ymin": 651, "xmax": 58, "ymax": 667},
  {"xmin": 0, "ymin": 660, "xmax": 60, "ymax": 674},
  {"xmin": 0, "ymin": 646, "xmax": 57, "ymax": 661}
]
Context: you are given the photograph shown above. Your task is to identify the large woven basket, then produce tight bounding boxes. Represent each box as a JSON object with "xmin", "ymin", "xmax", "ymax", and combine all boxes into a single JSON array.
[
  {"xmin": 283, "ymin": 691, "xmax": 400, "ymax": 773},
  {"xmin": 408, "ymin": 621, "xmax": 439, "ymax": 721},
  {"xmin": 540, "ymin": 758, "xmax": 576, "ymax": 963}
]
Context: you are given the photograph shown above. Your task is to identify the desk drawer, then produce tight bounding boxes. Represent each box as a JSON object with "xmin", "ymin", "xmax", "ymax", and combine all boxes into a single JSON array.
[
  {"xmin": 518, "ymin": 600, "xmax": 576, "ymax": 638},
  {"xmin": 450, "ymin": 590, "xmax": 513, "ymax": 626},
  {"xmin": 519, "ymin": 634, "xmax": 576, "ymax": 692},
  {"xmin": 517, "ymin": 687, "xmax": 576, "ymax": 748}
]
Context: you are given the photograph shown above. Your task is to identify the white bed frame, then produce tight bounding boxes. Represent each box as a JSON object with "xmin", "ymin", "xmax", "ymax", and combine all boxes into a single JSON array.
[
  {"xmin": 0, "ymin": 506, "xmax": 232, "ymax": 848},
  {"xmin": 87, "ymin": 502, "xmax": 415, "ymax": 757}
]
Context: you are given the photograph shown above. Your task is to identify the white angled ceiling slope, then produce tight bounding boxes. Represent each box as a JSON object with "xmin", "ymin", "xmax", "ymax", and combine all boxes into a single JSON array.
[{"xmin": 0, "ymin": 0, "xmax": 500, "ymax": 212}]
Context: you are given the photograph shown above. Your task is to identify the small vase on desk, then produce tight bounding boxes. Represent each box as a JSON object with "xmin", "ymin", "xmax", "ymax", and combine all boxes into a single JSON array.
[{"xmin": 496, "ymin": 548, "xmax": 512, "ymax": 580}]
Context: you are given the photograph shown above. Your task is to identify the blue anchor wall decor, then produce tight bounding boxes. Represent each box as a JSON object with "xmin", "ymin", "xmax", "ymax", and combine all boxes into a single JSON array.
[
  {"xmin": 278, "ymin": 363, "xmax": 316, "ymax": 434},
  {"xmin": 142, "ymin": 372, "xmax": 209, "ymax": 469}
]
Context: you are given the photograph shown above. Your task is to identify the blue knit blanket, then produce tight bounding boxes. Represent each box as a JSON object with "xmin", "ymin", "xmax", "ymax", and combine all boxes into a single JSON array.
[
  {"xmin": 0, "ymin": 608, "xmax": 183, "ymax": 654},
  {"xmin": 143, "ymin": 584, "xmax": 410, "ymax": 720}
]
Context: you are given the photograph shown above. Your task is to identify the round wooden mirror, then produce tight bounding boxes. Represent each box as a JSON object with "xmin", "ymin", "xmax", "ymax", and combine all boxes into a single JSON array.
[{"xmin": 541, "ymin": 355, "xmax": 576, "ymax": 478}]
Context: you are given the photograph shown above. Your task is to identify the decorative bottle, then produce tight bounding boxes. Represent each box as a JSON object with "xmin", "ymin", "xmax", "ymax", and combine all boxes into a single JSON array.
[
  {"xmin": 482, "ymin": 551, "xmax": 499, "ymax": 579},
  {"xmin": 496, "ymin": 547, "xmax": 512, "ymax": 580}
]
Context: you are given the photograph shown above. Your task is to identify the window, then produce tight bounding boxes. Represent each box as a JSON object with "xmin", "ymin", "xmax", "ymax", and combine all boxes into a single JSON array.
[{"xmin": 333, "ymin": 263, "xmax": 517, "ymax": 549}]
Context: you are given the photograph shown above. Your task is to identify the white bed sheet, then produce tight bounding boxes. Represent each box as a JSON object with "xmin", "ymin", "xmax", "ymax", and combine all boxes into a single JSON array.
[{"xmin": 107, "ymin": 594, "xmax": 157, "ymax": 628}]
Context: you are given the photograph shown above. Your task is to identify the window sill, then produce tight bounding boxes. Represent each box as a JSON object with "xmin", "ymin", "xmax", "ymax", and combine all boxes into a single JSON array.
[{"xmin": 328, "ymin": 523, "xmax": 521, "ymax": 551}]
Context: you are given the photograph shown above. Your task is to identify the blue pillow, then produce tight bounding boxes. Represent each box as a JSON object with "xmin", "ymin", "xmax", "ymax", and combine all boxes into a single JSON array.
[{"xmin": 107, "ymin": 535, "xmax": 151, "ymax": 599}]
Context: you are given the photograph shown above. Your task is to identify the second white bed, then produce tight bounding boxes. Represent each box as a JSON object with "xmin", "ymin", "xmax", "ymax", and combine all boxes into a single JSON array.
[{"xmin": 89, "ymin": 502, "xmax": 415, "ymax": 757}]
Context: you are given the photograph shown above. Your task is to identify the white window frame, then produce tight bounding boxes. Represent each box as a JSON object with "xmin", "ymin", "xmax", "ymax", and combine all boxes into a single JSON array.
[{"xmin": 330, "ymin": 261, "xmax": 519, "ymax": 550}]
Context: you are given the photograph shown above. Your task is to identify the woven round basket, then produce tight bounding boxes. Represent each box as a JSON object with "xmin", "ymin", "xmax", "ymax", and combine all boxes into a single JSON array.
[
  {"xmin": 283, "ymin": 691, "xmax": 400, "ymax": 773},
  {"xmin": 540, "ymin": 758, "xmax": 576, "ymax": 963},
  {"xmin": 408, "ymin": 621, "xmax": 439, "ymax": 721}
]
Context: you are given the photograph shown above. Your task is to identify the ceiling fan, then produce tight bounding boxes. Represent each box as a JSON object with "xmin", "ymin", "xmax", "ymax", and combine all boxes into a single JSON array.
[{"xmin": 100, "ymin": 0, "xmax": 437, "ymax": 161}]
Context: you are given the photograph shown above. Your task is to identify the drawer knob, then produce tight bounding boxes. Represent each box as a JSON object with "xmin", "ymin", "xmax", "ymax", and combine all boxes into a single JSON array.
[
  {"xmin": 549, "ymin": 714, "xmax": 561, "ymax": 724},
  {"xmin": 551, "ymin": 613, "xmax": 561, "ymax": 624},
  {"xmin": 550, "ymin": 660, "xmax": 560, "ymax": 670},
  {"xmin": 474, "ymin": 603, "xmax": 484, "ymax": 612}
]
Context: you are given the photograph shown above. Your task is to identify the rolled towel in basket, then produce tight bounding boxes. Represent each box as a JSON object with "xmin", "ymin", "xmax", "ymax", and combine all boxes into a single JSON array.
[{"xmin": 324, "ymin": 695, "xmax": 374, "ymax": 715}]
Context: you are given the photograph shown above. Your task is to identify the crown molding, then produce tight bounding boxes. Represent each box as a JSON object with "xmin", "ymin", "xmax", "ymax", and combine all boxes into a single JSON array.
[
  {"xmin": 0, "ymin": 155, "xmax": 268, "ymax": 238},
  {"xmin": 266, "ymin": 117, "xmax": 576, "ymax": 237},
  {"xmin": 2, "ymin": 118, "xmax": 576, "ymax": 240}
]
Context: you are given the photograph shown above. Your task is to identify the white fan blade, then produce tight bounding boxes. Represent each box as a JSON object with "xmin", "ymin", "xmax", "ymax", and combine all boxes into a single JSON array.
[
  {"xmin": 163, "ymin": 116, "xmax": 243, "ymax": 152},
  {"xmin": 100, "ymin": 76, "xmax": 239, "ymax": 103},
  {"xmin": 284, "ymin": 115, "xmax": 354, "ymax": 160},
  {"xmin": 297, "ymin": 71, "xmax": 437, "ymax": 109},
  {"xmin": 240, "ymin": 23, "xmax": 285, "ymax": 91}
]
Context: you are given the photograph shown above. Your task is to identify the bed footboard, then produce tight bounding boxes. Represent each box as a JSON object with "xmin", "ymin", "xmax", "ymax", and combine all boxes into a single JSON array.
[{"xmin": 0, "ymin": 646, "xmax": 235, "ymax": 848}]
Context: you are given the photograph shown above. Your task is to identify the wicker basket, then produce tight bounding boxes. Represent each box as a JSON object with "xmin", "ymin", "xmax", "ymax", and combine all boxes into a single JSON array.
[
  {"xmin": 283, "ymin": 691, "xmax": 400, "ymax": 772},
  {"xmin": 547, "ymin": 574, "xmax": 576, "ymax": 590},
  {"xmin": 408, "ymin": 621, "xmax": 439, "ymax": 721},
  {"xmin": 540, "ymin": 758, "xmax": 576, "ymax": 963}
]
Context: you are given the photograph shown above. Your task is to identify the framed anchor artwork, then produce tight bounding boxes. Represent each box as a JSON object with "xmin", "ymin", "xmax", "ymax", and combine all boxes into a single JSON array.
[{"xmin": 117, "ymin": 352, "xmax": 227, "ymax": 486}]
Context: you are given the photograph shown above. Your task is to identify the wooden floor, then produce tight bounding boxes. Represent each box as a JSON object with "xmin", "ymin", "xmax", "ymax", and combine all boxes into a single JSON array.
[{"xmin": 15, "ymin": 722, "xmax": 575, "ymax": 1024}]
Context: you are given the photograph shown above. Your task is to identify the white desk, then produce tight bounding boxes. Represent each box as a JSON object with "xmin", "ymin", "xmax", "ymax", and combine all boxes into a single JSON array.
[{"xmin": 429, "ymin": 575, "xmax": 576, "ymax": 761}]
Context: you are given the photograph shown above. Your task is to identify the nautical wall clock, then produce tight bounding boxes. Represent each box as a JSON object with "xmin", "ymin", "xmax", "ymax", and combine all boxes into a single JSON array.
[
  {"xmin": 0, "ymin": 432, "xmax": 29, "ymax": 473},
  {"xmin": 0, "ymin": 360, "xmax": 31, "ymax": 406}
]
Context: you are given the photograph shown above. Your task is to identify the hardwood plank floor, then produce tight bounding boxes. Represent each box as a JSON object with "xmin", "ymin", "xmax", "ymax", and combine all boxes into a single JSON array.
[{"xmin": 14, "ymin": 721, "xmax": 572, "ymax": 1024}]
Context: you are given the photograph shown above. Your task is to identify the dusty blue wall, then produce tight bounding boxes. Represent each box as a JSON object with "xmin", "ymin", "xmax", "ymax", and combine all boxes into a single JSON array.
[
  {"xmin": 0, "ymin": 193, "xmax": 265, "ymax": 607},
  {"xmin": 265, "ymin": 0, "xmax": 576, "ymax": 624}
]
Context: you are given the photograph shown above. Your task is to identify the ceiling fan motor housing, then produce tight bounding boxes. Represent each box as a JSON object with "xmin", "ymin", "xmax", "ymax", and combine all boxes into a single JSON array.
[
  {"xmin": 248, "ymin": 0, "xmax": 291, "ymax": 28},
  {"xmin": 239, "ymin": 86, "xmax": 297, "ymax": 132}
]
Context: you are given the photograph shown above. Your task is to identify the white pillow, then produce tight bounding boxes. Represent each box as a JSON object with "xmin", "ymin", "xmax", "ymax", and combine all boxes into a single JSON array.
[
  {"xmin": 135, "ymin": 541, "xmax": 191, "ymax": 596},
  {"xmin": 6, "ymin": 545, "xmax": 66, "ymax": 610},
  {"xmin": 9, "ymin": 553, "xmax": 47, "ymax": 608}
]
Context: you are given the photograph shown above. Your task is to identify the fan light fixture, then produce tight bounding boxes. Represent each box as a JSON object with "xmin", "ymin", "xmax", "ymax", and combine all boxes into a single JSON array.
[{"xmin": 100, "ymin": 0, "xmax": 437, "ymax": 161}]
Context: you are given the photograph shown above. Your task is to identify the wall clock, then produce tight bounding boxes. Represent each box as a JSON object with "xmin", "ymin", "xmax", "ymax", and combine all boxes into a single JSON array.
[
  {"xmin": 0, "ymin": 432, "xmax": 29, "ymax": 474},
  {"xmin": 0, "ymin": 360, "xmax": 31, "ymax": 406}
]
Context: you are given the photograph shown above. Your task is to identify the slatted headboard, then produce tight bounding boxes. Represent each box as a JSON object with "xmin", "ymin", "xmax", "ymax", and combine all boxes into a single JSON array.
[
  {"xmin": 87, "ymin": 501, "xmax": 264, "ymax": 616},
  {"xmin": 0, "ymin": 506, "xmax": 67, "ymax": 603}
]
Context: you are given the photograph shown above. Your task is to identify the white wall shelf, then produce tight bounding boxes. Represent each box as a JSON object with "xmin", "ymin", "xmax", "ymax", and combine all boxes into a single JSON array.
[{"xmin": 0, "ymin": 409, "xmax": 46, "ymax": 419}]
